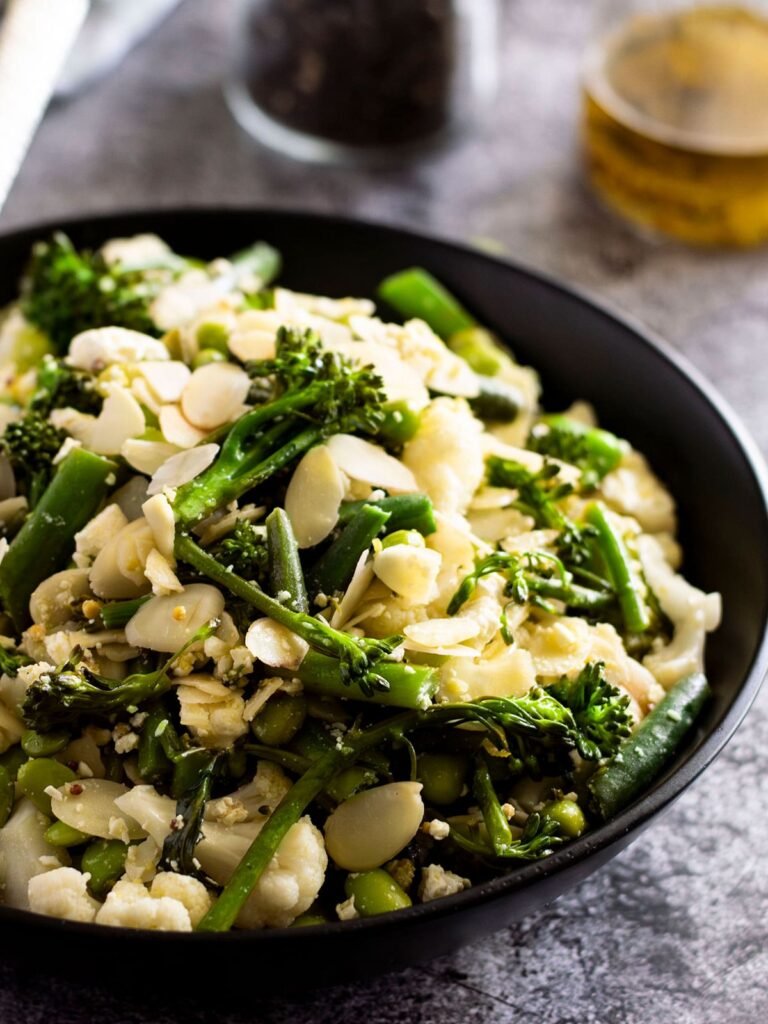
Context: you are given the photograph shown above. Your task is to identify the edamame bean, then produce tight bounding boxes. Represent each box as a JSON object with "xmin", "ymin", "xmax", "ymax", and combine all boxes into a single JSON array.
[
  {"xmin": 0, "ymin": 744, "xmax": 28, "ymax": 781},
  {"xmin": 81, "ymin": 839, "xmax": 129, "ymax": 900},
  {"xmin": 192, "ymin": 347, "xmax": 227, "ymax": 370},
  {"xmin": 381, "ymin": 529, "xmax": 425, "ymax": 550},
  {"xmin": 326, "ymin": 767, "xmax": 378, "ymax": 805},
  {"xmin": 21, "ymin": 728, "xmax": 70, "ymax": 758},
  {"xmin": 344, "ymin": 869, "xmax": 412, "ymax": 917},
  {"xmin": 542, "ymin": 798, "xmax": 587, "ymax": 838},
  {"xmin": 17, "ymin": 758, "xmax": 77, "ymax": 816},
  {"xmin": 417, "ymin": 753, "xmax": 468, "ymax": 806},
  {"xmin": 0, "ymin": 764, "xmax": 14, "ymax": 827},
  {"xmin": 251, "ymin": 694, "xmax": 307, "ymax": 747},
  {"xmin": 195, "ymin": 322, "xmax": 230, "ymax": 354},
  {"xmin": 291, "ymin": 910, "xmax": 329, "ymax": 927},
  {"xmin": 379, "ymin": 401, "xmax": 422, "ymax": 445},
  {"xmin": 44, "ymin": 820, "xmax": 90, "ymax": 847}
]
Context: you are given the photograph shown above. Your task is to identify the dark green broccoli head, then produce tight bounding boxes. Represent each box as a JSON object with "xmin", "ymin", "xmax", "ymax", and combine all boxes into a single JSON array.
[
  {"xmin": 1, "ymin": 411, "xmax": 66, "ymax": 508},
  {"xmin": 29, "ymin": 354, "xmax": 103, "ymax": 417},
  {"xmin": 209, "ymin": 520, "xmax": 269, "ymax": 582},
  {"xmin": 547, "ymin": 661, "xmax": 633, "ymax": 760},
  {"xmin": 21, "ymin": 232, "xmax": 160, "ymax": 353}
]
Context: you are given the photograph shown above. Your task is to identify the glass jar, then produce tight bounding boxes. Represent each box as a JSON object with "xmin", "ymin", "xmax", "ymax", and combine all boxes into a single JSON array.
[
  {"xmin": 582, "ymin": 1, "xmax": 768, "ymax": 246},
  {"xmin": 226, "ymin": 0, "xmax": 500, "ymax": 164}
]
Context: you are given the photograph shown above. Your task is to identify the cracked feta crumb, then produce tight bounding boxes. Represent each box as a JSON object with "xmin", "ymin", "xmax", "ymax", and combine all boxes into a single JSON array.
[
  {"xmin": 424, "ymin": 819, "xmax": 450, "ymax": 840},
  {"xmin": 43, "ymin": 784, "xmax": 63, "ymax": 803},
  {"xmin": 419, "ymin": 864, "xmax": 471, "ymax": 903},
  {"xmin": 336, "ymin": 896, "xmax": 359, "ymax": 921},
  {"xmin": 114, "ymin": 730, "xmax": 139, "ymax": 755}
]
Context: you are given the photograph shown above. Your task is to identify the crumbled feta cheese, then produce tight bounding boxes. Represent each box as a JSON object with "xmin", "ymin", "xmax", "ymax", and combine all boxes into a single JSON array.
[
  {"xmin": 419, "ymin": 864, "xmax": 471, "ymax": 903},
  {"xmin": 424, "ymin": 819, "xmax": 450, "ymax": 841},
  {"xmin": 336, "ymin": 896, "xmax": 359, "ymax": 922}
]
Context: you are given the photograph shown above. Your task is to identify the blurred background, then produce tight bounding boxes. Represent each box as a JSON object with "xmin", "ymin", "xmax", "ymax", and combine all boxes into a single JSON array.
[{"xmin": 1, "ymin": 1, "xmax": 767, "ymax": 1022}]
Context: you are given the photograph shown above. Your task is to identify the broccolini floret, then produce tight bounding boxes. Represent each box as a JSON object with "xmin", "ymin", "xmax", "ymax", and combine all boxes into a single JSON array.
[
  {"xmin": 1, "ymin": 411, "xmax": 66, "ymax": 509},
  {"xmin": 29, "ymin": 354, "xmax": 102, "ymax": 417},
  {"xmin": 21, "ymin": 233, "xmax": 160, "ymax": 352},
  {"xmin": 208, "ymin": 520, "xmax": 269, "ymax": 583},
  {"xmin": 547, "ymin": 661, "xmax": 633, "ymax": 760}
]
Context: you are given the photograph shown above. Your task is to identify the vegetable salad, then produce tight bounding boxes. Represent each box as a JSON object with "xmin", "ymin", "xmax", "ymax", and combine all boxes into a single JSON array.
[{"xmin": 0, "ymin": 233, "xmax": 720, "ymax": 932}]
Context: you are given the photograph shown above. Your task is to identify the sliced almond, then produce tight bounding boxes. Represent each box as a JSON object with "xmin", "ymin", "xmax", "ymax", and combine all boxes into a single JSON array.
[
  {"xmin": 89, "ymin": 387, "xmax": 146, "ymax": 456},
  {"xmin": 138, "ymin": 361, "xmax": 191, "ymax": 403},
  {"xmin": 181, "ymin": 363, "xmax": 250, "ymax": 431},
  {"xmin": 121, "ymin": 438, "xmax": 182, "ymax": 476},
  {"xmin": 330, "ymin": 551, "xmax": 375, "ymax": 628},
  {"xmin": 124, "ymin": 584, "xmax": 225, "ymax": 652},
  {"xmin": 404, "ymin": 618, "xmax": 481, "ymax": 648},
  {"xmin": 245, "ymin": 618, "xmax": 309, "ymax": 670},
  {"xmin": 159, "ymin": 404, "xmax": 207, "ymax": 449},
  {"xmin": 67, "ymin": 327, "xmax": 170, "ymax": 371},
  {"xmin": 326, "ymin": 434, "xmax": 417, "ymax": 494},
  {"xmin": 142, "ymin": 493, "xmax": 176, "ymax": 561},
  {"xmin": 284, "ymin": 444, "xmax": 345, "ymax": 549},
  {"xmin": 147, "ymin": 443, "xmax": 219, "ymax": 496}
]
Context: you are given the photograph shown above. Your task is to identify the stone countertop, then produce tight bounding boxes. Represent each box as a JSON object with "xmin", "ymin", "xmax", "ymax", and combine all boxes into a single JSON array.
[{"xmin": 1, "ymin": 1, "xmax": 766, "ymax": 1021}]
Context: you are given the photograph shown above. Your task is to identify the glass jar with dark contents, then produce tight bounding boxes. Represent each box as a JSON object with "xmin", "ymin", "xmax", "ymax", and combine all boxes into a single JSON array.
[{"xmin": 226, "ymin": 0, "xmax": 500, "ymax": 163}]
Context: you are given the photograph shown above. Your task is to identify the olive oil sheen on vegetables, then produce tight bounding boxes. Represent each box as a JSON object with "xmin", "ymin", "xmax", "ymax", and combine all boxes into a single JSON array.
[{"xmin": 583, "ymin": 5, "xmax": 768, "ymax": 246}]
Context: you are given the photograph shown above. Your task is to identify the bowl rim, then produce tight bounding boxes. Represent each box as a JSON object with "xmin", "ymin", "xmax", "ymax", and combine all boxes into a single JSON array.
[{"xmin": 0, "ymin": 205, "xmax": 766, "ymax": 946}]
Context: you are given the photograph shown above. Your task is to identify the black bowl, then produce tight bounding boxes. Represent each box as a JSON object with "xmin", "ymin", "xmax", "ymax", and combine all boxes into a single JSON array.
[{"xmin": 0, "ymin": 209, "xmax": 766, "ymax": 990}]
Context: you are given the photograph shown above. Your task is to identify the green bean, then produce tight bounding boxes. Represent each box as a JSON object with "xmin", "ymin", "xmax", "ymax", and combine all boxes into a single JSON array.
[
  {"xmin": 81, "ymin": 839, "xmax": 129, "ymax": 899},
  {"xmin": 100, "ymin": 595, "xmax": 152, "ymax": 630},
  {"xmin": 292, "ymin": 651, "xmax": 437, "ymax": 710},
  {"xmin": 542, "ymin": 798, "xmax": 587, "ymax": 838},
  {"xmin": 266, "ymin": 507, "xmax": 308, "ymax": 613},
  {"xmin": 0, "ymin": 745, "xmax": 28, "ymax": 781},
  {"xmin": 473, "ymin": 757, "xmax": 513, "ymax": 856},
  {"xmin": 17, "ymin": 757, "xmax": 77, "ymax": 816},
  {"xmin": 448, "ymin": 327, "xmax": 507, "ymax": 377},
  {"xmin": 589, "ymin": 672, "xmax": 711, "ymax": 820},
  {"xmin": 586, "ymin": 502, "xmax": 651, "ymax": 634},
  {"xmin": 307, "ymin": 504, "xmax": 390, "ymax": 596},
  {"xmin": 379, "ymin": 400, "xmax": 422, "ymax": 445},
  {"xmin": 21, "ymin": 729, "xmax": 70, "ymax": 758},
  {"xmin": 344, "ymin": 869, "xmax": 412, "ymax": 917},
  {"xmin": 137, "ymin": 706, "xmax": 174, "ymax": 784},
  {"xmin": 467, "ymin": 376, "xmax": 524, "ymax": 423},
  {"xmin": 378, "ymin": 268, "xmax": 475, "ymax": 339},
  {"xmin": 337, "ymin": 494, "xmax": 436, "ymax": 537},
  {"xmin": 44, "ymin": 820, "xmax": 90, "ymax": 847},
  {"xmin": 0, "ymin": 764, "xmax": 14, "ymax": 827},
  {"xmin": 417, "ymin": 753, "xmax": 468, "ymax": 806},
  {"xmin": 0, "ymin": 448, "xmax": 118, "ymax": 629},
  {"xmin": 250, "ymin": 694, "xmax": 307, "ymax": 747}
]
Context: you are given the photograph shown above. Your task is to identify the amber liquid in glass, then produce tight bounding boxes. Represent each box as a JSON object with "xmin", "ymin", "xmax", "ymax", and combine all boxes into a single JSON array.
[{"xmin": 583, "ymin": 5, "xmax": 768, "ymax": 246}]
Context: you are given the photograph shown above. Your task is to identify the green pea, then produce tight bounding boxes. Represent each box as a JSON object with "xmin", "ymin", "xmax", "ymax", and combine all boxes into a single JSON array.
[
  {"xmin": 448, "ymin": 327, "xmax": 506, "ymax": 377},
  {"xmin": 192, "ymin": 347, "xmax": 227, "ymax": 370},
  {"xmin": 379, "ymin": 401, "xmax": 422, "ymax": 445},
  {"xmin": 344, "ymin": 869, "xmax": 412, "ymax": 918},
  {"xmin": 195, "ymin": 322, "xmax": 230, "ymax": 354},
  {"xmin": 251, "ymin": 694, "xmax": 307, "ymax": 747},
  {"xmin": 0, "ymin": 744, "xmax": 28, "ymax": 781},
  {"xmin": 381, "ymin": 529, "xmax": 425, "ymax": 550},
  {"xmin": 44, "ymin": 820, "xmax": 90, "ymax": 847},
  {"xmin": 21, "ymin": 729, "xmax": 70, "ymax": 758},
  {"xmin": 81, "ymin": 839, "xmax": 129, "ymax": 900},
  {"xmin": 0, "ymin": 764, "xmax": 14, "ymax": 827},
  {"xmin": 17, "ymin": 758, "xmax": 77, "ymax": 816},
  {"xmin": 542, "ymin": 798, "xmax": 587, "ymax": 838},
  {"xmin": 326, "ymin": 767, "xmax": 378, "ymax": 804},
  {"xmin": 417, "ymin": 753, "xmax": 468, "ymax": 806}
]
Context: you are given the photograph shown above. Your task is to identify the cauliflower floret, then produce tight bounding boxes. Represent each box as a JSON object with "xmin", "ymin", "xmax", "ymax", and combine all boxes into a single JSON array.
[
  {"xmin": 419, "ymin": 864, "xmax": 471, "ymax": 903},
  {"xmin": 27, "ymin": 867, "xmax": 100, "ymax": 924},
  {"xmin": 638, "ymin": 534, "xmax": 722, "ymax": 689},
  {"xmin": 402, "ymin": 398, "xmax": 485, "ymax": 515},
  {"xmin": 440, "ymin": 644, "xmax": 537, "ymax": 702},
  {"xmin": 95, "ymin": 879, "xmax": 192, "ymax": 931},
  {"xmin": 150, "ymin": 872, "xmax": 212, "ymax": 927},
  {"xmin": 177, "ymin": 674, "xmax": 248, "ymax": 749},
  {"xmin": 600, "ymin": 449, "xmax": 676, "ymax": 535},
  {"xmin": 235, "ymin": 817, "xmax": 327, "ymax": 929},
  {"xmin": 207, "ymin": 761, "xmax": 292, "ymax": 823}
]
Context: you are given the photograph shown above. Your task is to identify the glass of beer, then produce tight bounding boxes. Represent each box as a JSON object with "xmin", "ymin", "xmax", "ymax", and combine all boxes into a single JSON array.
[{"xmin": 583, "ymin": 1, "xmax": 768, "ymax": 246}]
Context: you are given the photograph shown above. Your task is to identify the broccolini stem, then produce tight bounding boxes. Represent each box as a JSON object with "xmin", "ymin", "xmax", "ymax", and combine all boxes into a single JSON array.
[
  {"xmin": 337, "ymin": 494, "xmax": 437, "ymax": 537},
  {"xmin": 290, "ymin": 650, "xmax": 437, "ymax": 710},
  {"xmin": 100, "ymin": 595, "xmax": 151, "ymax": 630},
  {"xmin": 175, "ymin": 534, "xmax": 401, "ymax": 693},
  {"xmin": 307, "ymin": 504, "xmax": 390, "ymax": 597},
  {"xmin": 473, "ymin": 756, "xmax": 514, "ymax": 856},
  {"xmin": 0, "ymin": 448, "xmax": 117, "ymax": 629},
  {"xmin": 378, "ymin": 267, "xmax": 475, "ymax": 339},
  {"xmin": 266, "ymin": 508, "xmax": 308, "ymax": 614},
  {"xmin": 586, "ymin": 503, "xmax": 650, "ymax": 634}
]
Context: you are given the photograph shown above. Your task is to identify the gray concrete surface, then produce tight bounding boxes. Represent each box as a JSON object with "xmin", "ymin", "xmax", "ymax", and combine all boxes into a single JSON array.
[{"xmin": 0, "ymin": 1, "xmax": 766, "ymax": 1021}]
